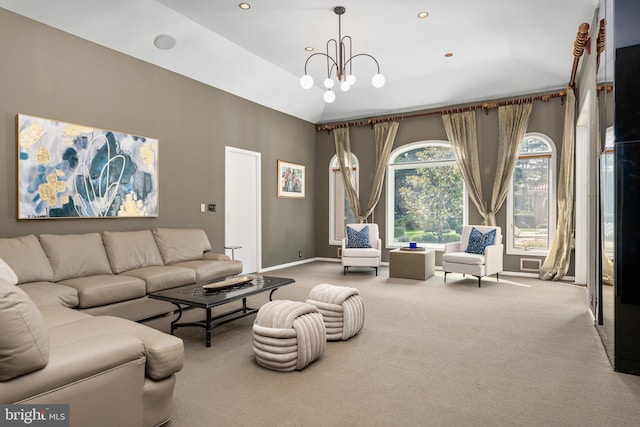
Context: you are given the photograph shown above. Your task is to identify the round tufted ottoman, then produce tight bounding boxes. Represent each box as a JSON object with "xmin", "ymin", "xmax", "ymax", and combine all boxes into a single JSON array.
[
  {"xmin": 306, "ymin": 283, "xmax": 365, "ymax": 341},
  {"xmin": 252, "ymin": 300, "xmax": 326, "ymax": 371}
]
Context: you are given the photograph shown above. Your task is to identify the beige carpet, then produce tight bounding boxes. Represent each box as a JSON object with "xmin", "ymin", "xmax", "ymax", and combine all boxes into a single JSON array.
[{"xmin": 145, "ymin": 262, "xmax": 640, "ymax": 427}]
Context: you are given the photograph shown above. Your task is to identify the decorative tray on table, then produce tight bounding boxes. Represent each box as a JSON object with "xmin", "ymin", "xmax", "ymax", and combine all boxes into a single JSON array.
[
  {"xmin": 400, "ymin": 246, "xmax": 426, "ymax": 251},
  {"xmin": 202, "ymin": 275, "xmax": 254, "ymax": 292}
]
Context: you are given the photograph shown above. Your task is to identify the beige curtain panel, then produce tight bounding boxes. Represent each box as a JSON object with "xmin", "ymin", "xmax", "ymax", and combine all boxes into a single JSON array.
[
  {"xmin": 362, "ymin": 122, "xmax": 399, "ymax": 222},
  {"xmin": 540, "ymin": 89, "xmax": 576, "ymax": 281},
  {"xmin": 442, "ymin": 110, "xmax": 489, "ymax": 223},
  {"xmin": 334, "ymin": 127, "xmax": 363, "ymax": 222},
  {"xmin": 488, "ymin": 103, "xmax": 533, "ymax": 226}
]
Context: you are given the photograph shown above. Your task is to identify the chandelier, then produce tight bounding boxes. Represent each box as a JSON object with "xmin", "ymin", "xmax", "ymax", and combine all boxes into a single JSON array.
[{"xmin": 299, "ymin": 6, "xmax": 385, "ymax": 103}]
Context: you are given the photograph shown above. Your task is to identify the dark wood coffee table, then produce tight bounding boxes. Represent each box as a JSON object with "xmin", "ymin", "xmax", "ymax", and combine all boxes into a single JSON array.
[{"xmin": 148, "ymin": 275, "xmax": 295, "ymax": 347}]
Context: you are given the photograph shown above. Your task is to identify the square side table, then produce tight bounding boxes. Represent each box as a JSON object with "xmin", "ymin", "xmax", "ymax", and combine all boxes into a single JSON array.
[{"xmin": 389, "ymin": 249, "xmax": 435, "ymax": 280}]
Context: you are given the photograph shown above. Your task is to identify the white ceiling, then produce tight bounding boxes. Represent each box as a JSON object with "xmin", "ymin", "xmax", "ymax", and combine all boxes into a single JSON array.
[{"xmin": 0, "ymin": 0, "xmax": 606, "ymax": 124}]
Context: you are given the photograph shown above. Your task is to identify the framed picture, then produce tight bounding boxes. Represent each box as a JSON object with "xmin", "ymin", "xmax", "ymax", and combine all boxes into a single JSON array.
[
  {"xmin": 16, "ymin": 114, "xmax": 159, "ymax": 219},
  {"xmin": 277, "ymin": 160, "xmax": 305, "ymax": 198}
]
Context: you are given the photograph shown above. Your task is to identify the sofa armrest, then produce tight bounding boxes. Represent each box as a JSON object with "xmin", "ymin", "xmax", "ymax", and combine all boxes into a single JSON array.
[
  {"xmin": 372, "ymin": 238, "xmax": 382, "ymax": 253},
  {"xmin": 444, "ymin": 242, "xmax": 461, "ymax": 253},
  {"xmin": 0, "ymin": 334, "xmax": 145, "ymax": 403},
  {"xmin": 203, "ymin": 252, "xmax": 231, "ymax": 261}
]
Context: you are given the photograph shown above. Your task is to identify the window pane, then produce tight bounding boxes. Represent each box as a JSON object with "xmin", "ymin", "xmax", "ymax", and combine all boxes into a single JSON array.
[
  {"xmin": 393, "ymin": 145, "xmax": 455, "ymax": 164},
  {"xmin": 520, "ymin": 137, "xmax": 552, "ymax": 154},
  {"xmin": 393, "ymin": 164, "xmax": 463, "ymax": 244},
  {"xmin": 333, "ymin": 171, "xmax": 356, "ymax": 241},
  {"xmin": 512, "ymin": 157, "xmax": 550, "ymax": 250}
]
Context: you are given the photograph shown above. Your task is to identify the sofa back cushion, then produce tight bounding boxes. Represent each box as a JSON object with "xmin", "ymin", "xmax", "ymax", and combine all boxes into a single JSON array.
[
  {"xmin": 102, "ymin": 230, "xmax": 165, "ymax": 274},
  {"xmin": 0, "ymin": 280, "xmax": 50, "ymax": 381},
  {"xmin": 0, "ymin": 235, "xmax": 54, "ymax": 284},
  {"xmin": 40, "ymin": 233, "xmax": 113, "ymax": 281},
  {"xmin": 152, "ymin": 228, "xmax": 212, "ymax": 265}
]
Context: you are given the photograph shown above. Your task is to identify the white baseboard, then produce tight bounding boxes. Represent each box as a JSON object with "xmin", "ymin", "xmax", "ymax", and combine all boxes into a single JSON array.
[{"xmin": 261, "ymin": 257, "xmax": 574, "ymax": 282}]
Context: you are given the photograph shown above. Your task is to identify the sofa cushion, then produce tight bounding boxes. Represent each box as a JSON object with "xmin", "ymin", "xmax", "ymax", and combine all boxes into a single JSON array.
[
  {"xmin": 58, "ymin": 275, "xmax": 146, "ymax": 308},
  {"xmin": 442, "ymin": 252, "xmax": 486, "ymax": 266},
  {"xmin": 38, "ymin": 305, "xmax": 93, "ymax": 328},
  {"xmin": 102, "ymin": 230, "xmax": 165, "ymax": 274},
  {"xmin": 19, "ymin": 282, "xmax": 79, "ymax": 308},
  {"xmin": 0, "ymin": 234, "xmax": 54, "ymax": 283},
  {"xmin": 0, "ymin": 257, "xmax": 18, "ymax": 285},
  {"xmin": 121, "ymin": 265, "xmax": 196, "ymax": 293},
  {"xmin": 152, "ymin": 228, "xmax": 212, "ymax": 265},
  {"xmin": 173, "ymin": 259, "xmax": 243, "ymax": 283},
  {"xmin": 40, "ymin": 233, "xmax": 113, "ymax": 281},
  {"xmin": 0, "ymin": 280, "xmax": 50, "ymax": 381}
]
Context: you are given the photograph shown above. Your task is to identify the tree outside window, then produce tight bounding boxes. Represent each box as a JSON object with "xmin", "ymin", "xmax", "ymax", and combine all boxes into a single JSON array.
[{"xmin": 387, "ymin": 141, "xmax": 465, "ymax": 247}]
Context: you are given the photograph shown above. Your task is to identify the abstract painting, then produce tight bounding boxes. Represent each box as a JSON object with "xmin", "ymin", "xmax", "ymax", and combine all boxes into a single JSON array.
[
  {"xmin": 277, "ymin": 160, "xmax": 305, "ymax": 198},
  {"xmin": 17, "ymin": 114, "xmax": 159, "ymax": 219}
]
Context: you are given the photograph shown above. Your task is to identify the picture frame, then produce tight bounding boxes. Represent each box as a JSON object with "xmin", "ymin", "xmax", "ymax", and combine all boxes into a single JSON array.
[
  {"xmin": 277, "ymin": 160, "xmax": 305, "ymax": 198},
  {"xmin": 16, "ymin": 114, "xmax": 159, "ymax": 219}
]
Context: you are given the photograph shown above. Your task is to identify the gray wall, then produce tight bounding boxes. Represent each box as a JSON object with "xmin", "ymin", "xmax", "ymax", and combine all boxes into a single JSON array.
[
  {"xmin": 314, "ymin": 95, "xmax": 569, "ymax": 272},
  {"xmin": 0, "ymin": 9, "xmax": 316, "ymax": 269}
]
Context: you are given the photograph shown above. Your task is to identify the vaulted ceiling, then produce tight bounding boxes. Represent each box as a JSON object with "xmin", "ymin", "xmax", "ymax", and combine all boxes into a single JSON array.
[{"xmin": 0, "ymin": 0, "xmax": 606, "ymax": 124}]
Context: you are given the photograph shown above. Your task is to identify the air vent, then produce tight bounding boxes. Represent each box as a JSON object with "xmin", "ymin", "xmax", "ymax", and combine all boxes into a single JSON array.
[{"xmin": 520, "ymin": 258, "xmax": 542, "ymax": 272}]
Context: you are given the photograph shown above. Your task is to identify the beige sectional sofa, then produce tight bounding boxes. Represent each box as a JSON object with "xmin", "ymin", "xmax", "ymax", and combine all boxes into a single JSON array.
[
  {"xmin": 0, "ymin": 227, "xmax": 243, "ymax": 426},
  {"xmin": 0, "ymin": 227, "xmax": 243, "ymax": 321},
  {"xmin": 0, "ymin": 279, "xmax": 183, "ymax": 427}
]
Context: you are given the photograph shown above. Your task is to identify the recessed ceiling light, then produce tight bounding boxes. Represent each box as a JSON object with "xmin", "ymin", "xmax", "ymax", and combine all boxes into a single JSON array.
[
  {"xmin": 305, "ymin": 47, "xmax": 314, "ymax": 52},
  {"xmin": 153, "ymin": 34, "xmax": 176, "ymax": 50},
  {"xmin": 444, "ymin": 52, "xmax": 454, "ymax": 57},
  {"xmin": 418, "ymin": 11, "xmax": 429, "ymax": 19},
  {"xmin": 239, "ymin": 3, "xmax": 250, "ymax": 10}
]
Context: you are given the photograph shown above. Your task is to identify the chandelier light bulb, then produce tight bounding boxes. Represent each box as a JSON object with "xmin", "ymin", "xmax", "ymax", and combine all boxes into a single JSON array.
[
  {"xmin": 300, "ymin": 75, "xmax": 314, "ymax": 89},
  {"xmin": 346, "ymin": 74, "xmax": 356, "ymax": 85},
  {"xmin": 323, "ymin": 90, "xmax": 336, "ymax": 103},
  {"xmin": 324, "ymin": 78, "xmax": 334, "ymax": 89},
  {"xmin": 340, "ymin": 81, "xmax": 350, "ymax": 92},
  {"xmin": 371, "ymin": 73, "xmax": 385, "ymax": 88}
]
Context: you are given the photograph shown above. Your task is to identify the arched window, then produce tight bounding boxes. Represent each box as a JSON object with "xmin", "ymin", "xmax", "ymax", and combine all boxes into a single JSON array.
[
  {"xmin": 386, "ymin": 141, "xmax": 467, "ymax": 248},
  {"xmin": 329, "ymin": 154, "xmax": 358, "ymax": 245},
  {"xmin": 506, "ymin": 133, "xmax": 557, "ymax": 254}
]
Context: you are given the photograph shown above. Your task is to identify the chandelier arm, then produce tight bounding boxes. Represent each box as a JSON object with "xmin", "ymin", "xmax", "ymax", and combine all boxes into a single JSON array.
[
  {"xmin": 342, "ymin": 36, "xmax": 353, "ymax": 76},
  {"xmin": 343, "ymin": 53, "xmax": 381, "ymax": 74},
  {"xmin": 304, "ymin": 52, "xmax": 339, "ymax": 75},
  {"xmin": 327, "ymin": 38, "xmax": 338, "ymax": 78}
]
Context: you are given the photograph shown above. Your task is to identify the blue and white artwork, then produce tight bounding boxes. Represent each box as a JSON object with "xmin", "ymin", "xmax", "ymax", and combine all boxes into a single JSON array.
[{"xmin": 17, "ymin": 114, "xmax": 159, "ymax": 219}]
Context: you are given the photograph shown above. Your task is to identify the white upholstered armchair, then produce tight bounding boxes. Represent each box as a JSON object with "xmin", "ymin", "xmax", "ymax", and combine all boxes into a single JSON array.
[
  {"xmin": 341, "ymin": 223, "xmax": 381, "ymax": 276},
  {"xmin": 442, "ymin": 225, "xmax": 503, "ymax": 287}
]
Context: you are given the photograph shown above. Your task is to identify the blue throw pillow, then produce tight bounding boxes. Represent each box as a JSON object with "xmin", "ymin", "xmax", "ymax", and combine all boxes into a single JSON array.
[
  {"xmin": 346, "ymin": 226, "xmax": 372, "ymax": 248},
  {"xmin": 465, "ymin": 227, "xmax": 496, "ymax": 254}
]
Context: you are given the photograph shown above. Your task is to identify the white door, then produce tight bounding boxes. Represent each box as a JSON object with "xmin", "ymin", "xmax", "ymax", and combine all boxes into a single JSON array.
[{"xmin": 225, "ymin": 147, "xmax": 261, "ymax": 274}]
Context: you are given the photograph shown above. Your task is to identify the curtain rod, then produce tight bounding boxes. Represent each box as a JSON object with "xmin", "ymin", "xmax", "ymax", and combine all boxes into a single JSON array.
[
  {"xmin": 315, "ymin": 90, "xmax": 567, "ymax": 132},
  {"xmin": 316, "ymin": 83, "xmax": 612, "ymax": 133}
]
